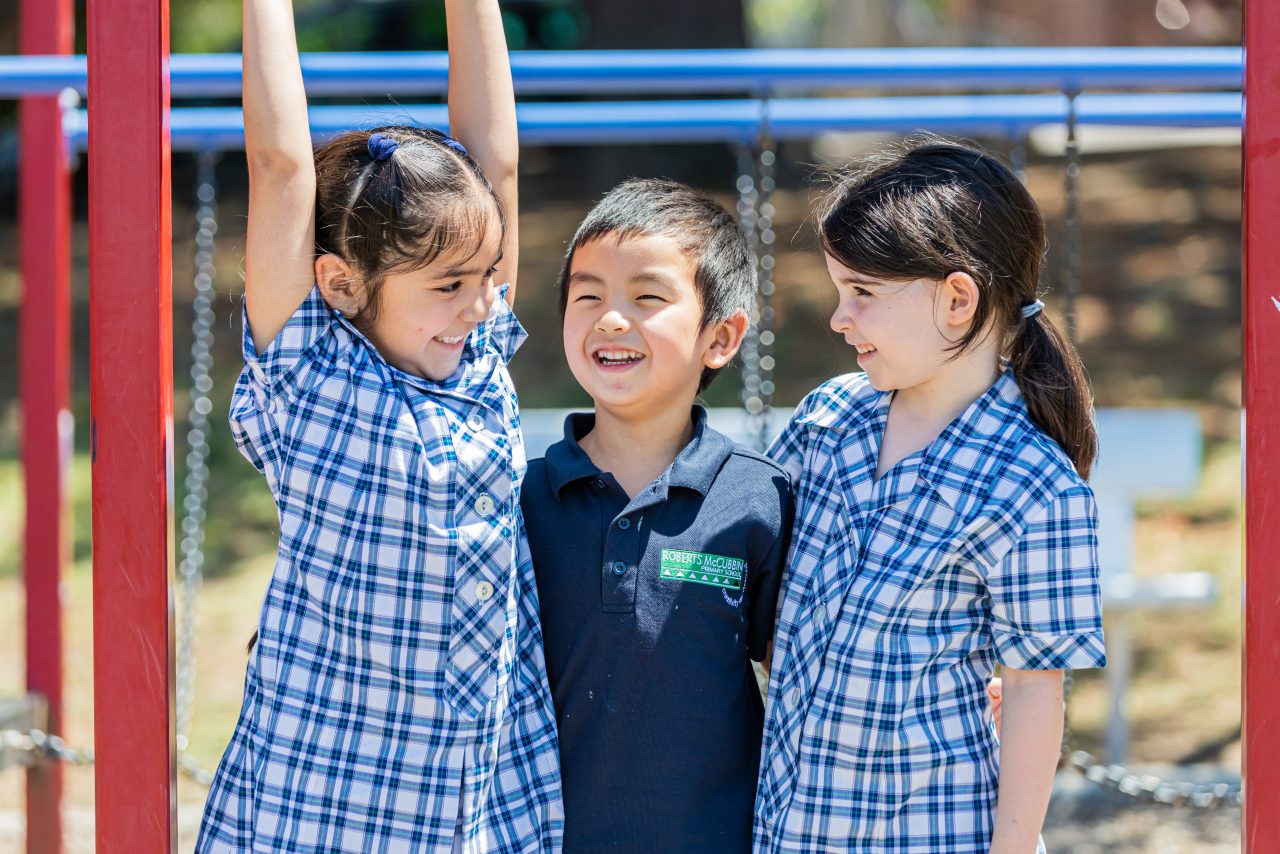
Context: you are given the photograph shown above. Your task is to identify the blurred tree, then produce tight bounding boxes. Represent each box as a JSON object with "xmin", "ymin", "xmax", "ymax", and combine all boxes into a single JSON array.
[{"xmin": 580, "ymin": 0, "xmax": 745, "ymax": 48}]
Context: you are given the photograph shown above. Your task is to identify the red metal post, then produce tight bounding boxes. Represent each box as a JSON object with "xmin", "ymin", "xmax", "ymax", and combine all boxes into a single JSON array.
[
  {"xmin": 19, "ymin": 0, "xmax": 74, "ymax": 851},
  {"xmin": 1245, "ymin": 2, "xmax": 1280, "ymax": 849},
  {"xmin": 87, "ymin": 0, "xmax": 177, "ymax": 849}
]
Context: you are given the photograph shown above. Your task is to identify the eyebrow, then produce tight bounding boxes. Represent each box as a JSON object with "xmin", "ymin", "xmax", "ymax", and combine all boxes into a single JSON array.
[
  {"xmin": 629, "ymin": 272, "xmax": 678, "ymax": 290},
  {"xmin": 439, "ymin": 252, "xmax": 503, "ymax": 280},
  {"xmin": 839, "ymin": 274, "xmax": 882, "ymax": 287},
  {"xmin": 567, "ymin": 271, "xmax": 606, "ymax": 287}
]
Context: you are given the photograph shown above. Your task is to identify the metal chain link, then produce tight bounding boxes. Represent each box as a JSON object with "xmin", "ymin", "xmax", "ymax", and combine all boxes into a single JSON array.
[
  {"xmin": 735, "ymin": 135, "xmax": 778, "ymax": 453},
  {"xmin": 174, "ymin": 151, "xmax": 220, "ymax": 786},
  {"xmin": 1062, "ymin": 90, "xmax": 1081, "ymax": 341},
  {"xmin": 1059, "ymin": 669, "xmax": 1239, "ymax": 809},
  {"xmin": 1064, "ymin": 750, "xmax": 1241, "ymax": 809},
  {"xmin": 2, "ymin": 729, "xmax": 93, "ymax": 767},
  {"xmin": 176, "ymin": 151, "xmax": 218, "ymax": 760}
]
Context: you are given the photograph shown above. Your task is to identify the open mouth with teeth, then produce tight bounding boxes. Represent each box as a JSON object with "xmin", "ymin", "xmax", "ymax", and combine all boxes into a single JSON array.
[
  {"xmin": 854, "ymin": 343, "xmax": 878, "ymax": 356},
  {"xmin": 593, "ymin": 348, "xmax": 646, "ymax": 369},
  {"xmin": 434, "ymin": 332, "xmax": 468, "ymax": 347}
]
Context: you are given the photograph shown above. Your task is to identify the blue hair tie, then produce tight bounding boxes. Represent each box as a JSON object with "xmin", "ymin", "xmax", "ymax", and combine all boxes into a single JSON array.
[
  {"xmin": 1021, "ymin": 299, "xmax": 1045, "ymax": 319},
  {"xmin": 442, "ymin": 136, "xmax": 468, "ymax": 157},
  {"xmin": 367, "ymin": 133, "xmax": 399, "ymax": 163}
]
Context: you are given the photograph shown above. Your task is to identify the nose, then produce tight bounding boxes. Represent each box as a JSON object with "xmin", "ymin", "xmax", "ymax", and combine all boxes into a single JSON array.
[
  {"xmin": 459, "ymin": 278, "xmax": 495, "ymax": 323},
  {"xmin": 830, "ymin": 300, "xmax": 854, "ymax": 335},
  {"xmin": 595, "ymin": 305, "xmax": 630, "ymax": 334}
]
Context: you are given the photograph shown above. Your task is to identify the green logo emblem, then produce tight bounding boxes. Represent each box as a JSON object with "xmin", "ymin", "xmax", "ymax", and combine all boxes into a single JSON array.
[{"xmin": 659, "ymin": 548, "xmax": 746, "ymax": 591}]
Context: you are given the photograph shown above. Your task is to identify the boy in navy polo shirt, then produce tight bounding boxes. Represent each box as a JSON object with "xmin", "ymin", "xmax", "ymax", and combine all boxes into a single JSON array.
[{"xmin": 521, "ymin": 179, "xmax": 791, "ymax": 852}]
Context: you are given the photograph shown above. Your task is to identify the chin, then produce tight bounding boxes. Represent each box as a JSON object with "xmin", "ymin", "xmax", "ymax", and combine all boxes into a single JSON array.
[{"xmin": 860, "ymin": 371, "xmax": 891, "ymax": 391}]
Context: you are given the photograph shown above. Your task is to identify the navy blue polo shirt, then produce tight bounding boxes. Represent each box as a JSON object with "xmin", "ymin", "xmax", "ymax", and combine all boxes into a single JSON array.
[{"xmin": 522, "ymin": 406, "xmax": 792, "ymax": 853}]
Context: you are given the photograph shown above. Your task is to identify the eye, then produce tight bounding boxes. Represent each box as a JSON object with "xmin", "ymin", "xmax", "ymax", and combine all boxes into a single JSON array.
[
  {"xmin": 572, "ymin": 293, "xmax": 601, "ymax": 303},
  {"xmin": 436, "ymin": 281, "xmax": 462, "ymax": 294},
  {"xmin": 637, "ymin": 294, "xmax": 667, "ymax": 302},
  {"xmin": 853, "ymin": 286, "xmax": 873, "ymax": 297}
]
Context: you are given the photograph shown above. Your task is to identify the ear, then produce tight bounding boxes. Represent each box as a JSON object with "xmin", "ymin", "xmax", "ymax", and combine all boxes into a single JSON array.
[
  {"xmin": 939, "ymin": 271, "xmax": 981, "ymax": 329},
  {"xmin": 315, "ymin": 253, "xmax": 365, "ymax": 317},
  {"xmin": 701, "ymin": 310, "xmax": 750, "ymax": 371}
]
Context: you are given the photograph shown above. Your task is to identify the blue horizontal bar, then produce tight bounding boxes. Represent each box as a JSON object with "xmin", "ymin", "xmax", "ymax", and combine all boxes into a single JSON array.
[
  {"xmin": 63, "ymin": 92, "xmax": 1242, "ymax": 152},
  {"xmin": 0, "ymin": 47, "xmax": 1242, "ymax": 99}
]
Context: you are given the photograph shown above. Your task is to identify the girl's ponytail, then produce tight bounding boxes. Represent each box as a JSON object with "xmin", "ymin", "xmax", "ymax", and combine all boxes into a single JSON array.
[{"xmin": 1007, "ymin": 311, "xmax": 1098, "ymax": 479}]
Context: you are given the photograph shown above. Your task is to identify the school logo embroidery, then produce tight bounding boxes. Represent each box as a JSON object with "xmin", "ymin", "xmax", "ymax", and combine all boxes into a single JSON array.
[{"xmin": 659, "ymin": 548, "xmax": 746, "ymax": 591}]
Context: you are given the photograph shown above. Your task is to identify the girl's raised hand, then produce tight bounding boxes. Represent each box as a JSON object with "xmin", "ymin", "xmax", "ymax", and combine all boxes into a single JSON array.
[
  {"xmin": 242, "ymin": 0, "xmax": 319, "ymax": 353},
  {"xmin": 444, "ymin": 0, "xmax": 520, "ymax": 303}
]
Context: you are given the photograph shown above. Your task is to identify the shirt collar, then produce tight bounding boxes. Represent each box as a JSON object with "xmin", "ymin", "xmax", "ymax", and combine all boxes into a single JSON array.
[{"xmin": 544, "ymin": 405, "xmax": 735, "ymax": 499}]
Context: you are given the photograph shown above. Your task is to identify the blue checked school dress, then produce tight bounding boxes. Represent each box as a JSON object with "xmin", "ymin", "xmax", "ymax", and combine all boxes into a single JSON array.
[
  {"xmin": 197, "ymin": 286, "xmax": 563, "ymax": 853},
  {"xmin": 755, "ymin": 370, "xmax": 1106, "ymax": 854}
]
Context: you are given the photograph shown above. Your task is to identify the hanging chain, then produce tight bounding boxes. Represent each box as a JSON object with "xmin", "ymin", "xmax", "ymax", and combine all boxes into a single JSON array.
[
  {"xmin": 1061, "ymin": 674, "xmax": 1239, "ymax": 809},
  {"xmin": 1052, "ymin": 93, "xmax": 1238, "ymax": 809},
  {"xmin": 735, "ymin": 133, "xmax": 778, "ymax": 453},
  {"xmin": 174, "ymin": 151, "xmax": 220, "ymax": 787},
  {"xmin": 1062, "ymin": 90, "xmax": 1082, "ymax": 342},
  {"xmin": 0, "ymin": 153, "xmax": 220, "ymax": 788},
  {"xmin": 1063, "ymin": 750, "xmax": 1240, "ymax": 809}
]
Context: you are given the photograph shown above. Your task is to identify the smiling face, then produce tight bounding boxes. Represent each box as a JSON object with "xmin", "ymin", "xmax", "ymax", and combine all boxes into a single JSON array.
[
  {"xmin": 347, "ymin": 225, "xmax": 504, "ymax": 381},
  {"xmin": 825, "ymin": 252, "xmax": 963, "ymax": 396},
  {"xmin": 563, "ymin": 233, "xmax": 739, "ymax": 419}
]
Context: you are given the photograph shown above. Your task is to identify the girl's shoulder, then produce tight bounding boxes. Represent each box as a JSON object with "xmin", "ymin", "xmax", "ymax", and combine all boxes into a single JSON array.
[
  {"xmin": 985, "ymin": 378, "xmax": 1093, "ymax": 506},
  {"xmin": 789, "ymin": 372, "xmax": 880, "ymax": 430}
]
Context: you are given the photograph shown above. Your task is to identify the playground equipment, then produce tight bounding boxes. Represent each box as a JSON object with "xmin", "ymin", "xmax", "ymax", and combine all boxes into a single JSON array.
[{"xmin": 3, "ymin": 4, "xmax": 1272, "ymax": 849}]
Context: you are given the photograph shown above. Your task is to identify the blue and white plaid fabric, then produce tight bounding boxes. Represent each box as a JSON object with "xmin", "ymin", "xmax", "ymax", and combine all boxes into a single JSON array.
[
  {"xmin": 198, "ymin": 286, "xmax": 563, "ymax": 853},
  {"xmin": 755, "ymin": 370, "xmax": 1105, "ymax": 853}
]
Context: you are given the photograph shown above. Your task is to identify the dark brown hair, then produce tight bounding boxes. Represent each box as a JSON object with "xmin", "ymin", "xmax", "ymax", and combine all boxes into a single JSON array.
[
  {"xmin": 556, "ymin": 178, "xmax": 756, "ymax": 393},
  {"xmin": 819, "ymin": 136, "xmax": 1097, "ymax": 478},
  {"xmin": 314, "ymin": 125, "xmax": 504, "ymax": 328}
]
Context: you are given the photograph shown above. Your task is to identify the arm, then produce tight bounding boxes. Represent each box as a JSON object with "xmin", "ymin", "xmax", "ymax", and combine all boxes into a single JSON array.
[
  {"xmin": 989, "ymin": 667, "xmax": 1063, "ymax": 854},
  {"xmin": 445, "ymin": 0, "xmax": 519, "ymax": 303},
  {"xmin": 242, "ymin": 0, "xmax": 318, "ymax": 352}
]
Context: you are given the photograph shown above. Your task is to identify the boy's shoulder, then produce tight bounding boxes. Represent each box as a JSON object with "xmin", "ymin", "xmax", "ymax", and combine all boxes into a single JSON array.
[
  {"xmin": 704, "ymin": 430, "xmax": 793, "ymax": 528},
  {"xmin": 720, "ymin": 440, "xmax": 790, "ymax": 484}
]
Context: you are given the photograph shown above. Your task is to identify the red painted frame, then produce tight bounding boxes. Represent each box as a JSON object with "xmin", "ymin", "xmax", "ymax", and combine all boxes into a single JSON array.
[
  {"xmin": 86, "ymin": 0, "xmax": 176, "ymax": 849},
  {"xmin": 19, "ymin": 1, "xmax": 73, "ymax": 852},
  {"xmin": 1244, "ymin": 1, "xmax": 1279, "ymax": 848}
]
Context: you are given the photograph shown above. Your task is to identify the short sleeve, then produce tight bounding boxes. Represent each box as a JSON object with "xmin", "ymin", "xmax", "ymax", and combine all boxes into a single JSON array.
[
  {"xmin": 746, "ymin": 473, "xmax": 794, "ymax": 662},
  {"xmin": 228, "ymin": 287, "xmax": 337, "ymax": 484},
  {"xmin": 479, "ymin": 285, "xmax": 527, "ymax": 364},
  {"xmin": 239, "ymin": 286, "xmax": 337, "ymax": 402},
  {"xmin": 988, "ymin": 484, "xmax": 1107, "ymax": 671}
]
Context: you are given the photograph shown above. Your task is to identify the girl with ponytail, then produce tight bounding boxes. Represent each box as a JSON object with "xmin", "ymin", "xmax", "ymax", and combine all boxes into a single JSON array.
[{"xmin": 754, "ymin": 138, "xmax": 1106, "ymax": 854}]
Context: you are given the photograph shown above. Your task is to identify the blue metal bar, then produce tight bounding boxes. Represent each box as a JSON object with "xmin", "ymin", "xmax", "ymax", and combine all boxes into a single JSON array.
[
  {"xmin": 0, "ymin": 47, "xmax": 1242, "ymax": 99},
  {"xmin": 63, "ymin": 92, "xmax": 1242, "ymax": 152}
]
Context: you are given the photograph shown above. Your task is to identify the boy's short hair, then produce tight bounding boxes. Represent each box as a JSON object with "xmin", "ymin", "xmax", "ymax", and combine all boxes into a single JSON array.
[{"xmin": 556, "ymin": 178, "xmax": 757, "ymax": 393}]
